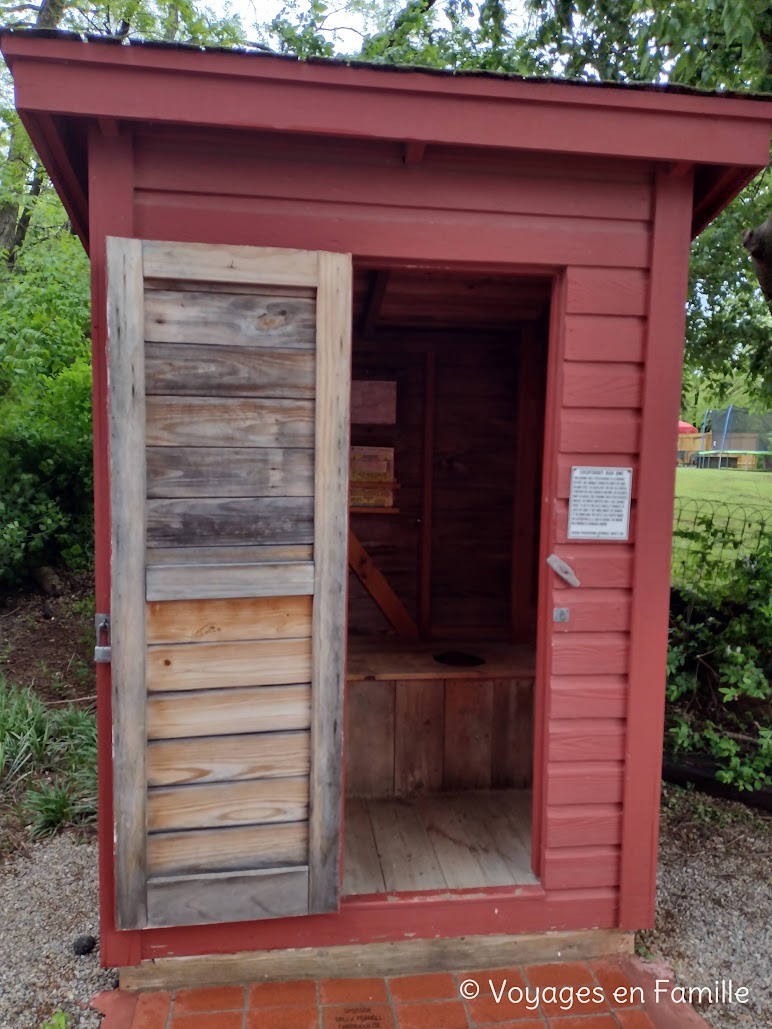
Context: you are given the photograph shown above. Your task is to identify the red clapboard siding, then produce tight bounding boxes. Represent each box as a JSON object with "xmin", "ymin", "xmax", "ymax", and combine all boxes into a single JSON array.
[
  {"xmin": 546, "ymin": 805, "xmax": 623, "ymax": 848},
  {"xmin": 559, "ymin": 409, "xmax": 641, "ymax": 453},
  {"xmin": 548, "ymin": 719, "xmax": 627, "ymax": 762},
  {"xmin": 551, "ymin": 632, "xmax": 630, "ymax": 676},
  {"xmin": 550, "ymin": 545, "xmax": 633, "ymax": 588},
  {"xmin": 557, "ymin": 456, "xmax": 639, "ymax": 498},
  {"xmin": 562, "ymin": 363, "xmax": 644, "ymax": 408},
  {"xmin": 555, "ymin": 500, "xmax": 637, "ymax": 544},
  {"xmin": 550, "ymin": 676, "xmax": 628, "ymax": 719},
  {"xmin": 566, "ymin": 268, "xmax": 649, "ymax": 316},
  {"xmin": 551, "ymin": 590, "xmax": 632, "ymax": 633},
  {"xmin": 141, "ymin": 128, "xmax": 654, "ymax": 188},
  {"xmin": 134, "ymin": 142, "xmax": 654, "ymax": 224},
  {"xmin": 547, "ymin": 763, "xmax": 625, "ymax": 805},
  {"xmin": 542, "ymin": 846, "xmax": 621, "ymax": 890},
  {"xmin": 135, "ymin": 193, "xmax": 648, "ymax": 268},
  {"xmin": 564, "ymin": 315, "xmax": 646, "ymax": 363}
]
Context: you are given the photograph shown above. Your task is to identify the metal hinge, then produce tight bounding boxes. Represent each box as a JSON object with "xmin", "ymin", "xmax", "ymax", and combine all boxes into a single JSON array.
[{"xmin": 94, "ymin": 613, "xmax": 111, "ymax": 664}]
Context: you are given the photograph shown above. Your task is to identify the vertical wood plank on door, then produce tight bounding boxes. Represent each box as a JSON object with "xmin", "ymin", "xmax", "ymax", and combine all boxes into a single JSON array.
[
  {"xmin": 309, "ymin": 251, "xmax": 353, "ymax": 914},
  {"xmin": 443, "ymin": 680, "xmax": 494, "ymax": 790},
  {"xmin": 107, "ymin": 236, "xmax": 148, "ymax": 930}
]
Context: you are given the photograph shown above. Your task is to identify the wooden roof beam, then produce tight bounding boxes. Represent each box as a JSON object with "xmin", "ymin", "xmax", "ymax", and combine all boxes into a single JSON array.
[
  {"xmin": 19, "ymin": 110, "xmax": 89, "ymax": 249},
  {"xmin": 691, "ymin": 165, "xmax": 760, "ymax": 236},
  {"xmin": 348, "ymin": 531, "xmax": 418, "ymax": 639},
  {"xmin": 359, "ymin": 271, "xmax": 390, "ymax": 339},
  {"xmin": 403, "ymin": 141, "xmax": 426, "ymax": 165}
]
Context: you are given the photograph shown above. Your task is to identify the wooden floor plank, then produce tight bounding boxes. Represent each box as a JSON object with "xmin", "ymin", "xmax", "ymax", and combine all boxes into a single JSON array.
[
  {"xmin": 498, "ymin": 789, "xmax": 535, "ymax": 851},
  {"xmin": 342, "ymin": 790, "xmax": 536, "ymax": 894},
  {"xmin": 447, "ymin": 793, "xmax": 521, "ymax": 886},
  {"xmin": 474, "ymin": 792, "xmax": 535, "ymax": 878},
  {"xmin": 364, "ymin": 799, "xmax": 405, "ymax": 892},
  {"xmin": 455, "ymin": 792, "xmax": 534, "ymax": 885},
  {"xmin": 391, "ymin": 800, "xmax": 446, "ymax": 892},
  {"xmin": 417, "ymin": 795, "xmax": 489, "ymax": 889},
  {"xmin": 342, "ymin": 798, "xmax": 385, "ymax": 896},
  {"xmin": 367, "ymin": 798, "xmax": 446, "ymax": 892}
]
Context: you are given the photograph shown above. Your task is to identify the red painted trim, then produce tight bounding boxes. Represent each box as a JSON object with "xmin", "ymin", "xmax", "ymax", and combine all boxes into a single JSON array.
[
  {"xmin": 530, "ymin": 274, "xmax": 567, "ymax": 875},
  {"xmin": 136, "ymin": 887, "xmax": 618, "ymax": 962},
  {"xmin": 88, "ymin": 127, "xmax": 136, "ymax": 968},
  {"xmin": 3, "ymin": 33, "xmax": 771, "ymax": 121},
  {"xmin": 618, "ymin": 167, "xmax": 694, "ymax": 930}
]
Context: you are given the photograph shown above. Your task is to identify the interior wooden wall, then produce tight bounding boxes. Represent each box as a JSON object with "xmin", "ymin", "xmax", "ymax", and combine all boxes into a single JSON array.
[
  {"xmin": 349, "ymin": 331, "xmax": 542, "ymax": 639},
  {"xmin": 345, "ymin": 677, "xmax": 534, "ymax": 797}
]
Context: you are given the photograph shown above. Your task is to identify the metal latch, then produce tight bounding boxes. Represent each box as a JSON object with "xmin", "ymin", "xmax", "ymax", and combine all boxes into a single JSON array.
[
  {"xmin": 546, "ymin": 553, "xmax": 581, "ymax": 588},
  {"xmin": 94, "ymin": 613, "xmax": 111, "ymax": 664}
]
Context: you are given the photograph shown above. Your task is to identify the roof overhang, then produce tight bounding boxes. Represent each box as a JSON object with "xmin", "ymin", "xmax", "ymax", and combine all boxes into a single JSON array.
[{"xmin": 2, "ymin": 31, "xmax": 771, "ymax": 251}]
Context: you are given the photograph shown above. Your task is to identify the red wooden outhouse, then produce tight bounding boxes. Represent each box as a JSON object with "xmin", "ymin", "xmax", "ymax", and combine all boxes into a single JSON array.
[{"xmin": 3, "ymin": 30, "xmax": 771, "ymax": 985}]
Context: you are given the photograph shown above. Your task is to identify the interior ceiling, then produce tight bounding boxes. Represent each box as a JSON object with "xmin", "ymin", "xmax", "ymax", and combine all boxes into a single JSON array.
[{"xmin": 353, "ymin": 269, "xmax": 551, "ymax": 335}]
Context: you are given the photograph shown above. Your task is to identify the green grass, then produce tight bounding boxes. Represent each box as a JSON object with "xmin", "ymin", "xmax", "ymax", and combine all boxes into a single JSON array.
[
  {"xmin": 675, "ymin": 468, "xmax": 772, "ymax": 508},
  {"xmin": 0, "ymin": 677, "xmax": 97, "ymax": 837},
  {"xmin": 673, "ymin": 470, "xmax": 772, "ymax": 590}
]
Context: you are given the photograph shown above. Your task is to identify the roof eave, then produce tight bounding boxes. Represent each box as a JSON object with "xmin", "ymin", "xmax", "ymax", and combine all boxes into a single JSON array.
[{"xmin": 3, "ymin": 32, "xmax": 770, "ymax": 247}]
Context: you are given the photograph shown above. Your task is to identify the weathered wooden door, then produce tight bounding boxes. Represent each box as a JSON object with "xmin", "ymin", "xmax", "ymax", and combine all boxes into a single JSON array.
[{"xmin": 106, "ymin": 238, "xmax": 351, "ymax": 929}]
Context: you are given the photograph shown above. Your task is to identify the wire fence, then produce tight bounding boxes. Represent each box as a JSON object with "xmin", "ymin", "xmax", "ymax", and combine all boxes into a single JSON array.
[{"xmin": 672, "ymin": 497, "xmax": 772, "ymax": 592}]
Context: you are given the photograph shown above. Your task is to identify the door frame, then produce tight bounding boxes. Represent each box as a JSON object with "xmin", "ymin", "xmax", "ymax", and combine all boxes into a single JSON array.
[{"xmin": 344, "ymin": 256, "xmax": 565, "ymax": 889}]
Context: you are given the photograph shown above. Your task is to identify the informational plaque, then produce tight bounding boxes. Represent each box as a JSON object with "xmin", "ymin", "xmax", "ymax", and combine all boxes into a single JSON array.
[{"xmin": 567, "ymin": 466, "xmax": 633, "ymax": 540}]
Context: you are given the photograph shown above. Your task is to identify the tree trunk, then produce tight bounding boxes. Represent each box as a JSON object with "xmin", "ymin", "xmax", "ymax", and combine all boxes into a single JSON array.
[{"xmin": 36, "ymin": 0, "xmax": 66, "ymax": 30}]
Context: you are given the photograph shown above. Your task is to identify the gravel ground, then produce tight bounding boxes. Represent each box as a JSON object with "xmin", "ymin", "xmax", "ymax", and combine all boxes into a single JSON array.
[
  {"xmin": 0, "ymin": 787, "xmax": 769, "ymax": 1029},
  {"xmin": 0, "ymin": 835, "xmax": 115, "ymax": 1029},
  {"xmin": 640, "ymin": 786, "xmax": 772, "ymax": 1029}
]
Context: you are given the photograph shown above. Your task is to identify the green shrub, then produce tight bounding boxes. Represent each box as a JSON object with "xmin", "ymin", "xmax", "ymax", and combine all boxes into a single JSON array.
[
  {"xmin": 667, "ymin": 524, "xmax": 772, "ymax": 791},
  {"xmin": 0, "ymin": 221, "xmax": 93, "ymax": 585}
]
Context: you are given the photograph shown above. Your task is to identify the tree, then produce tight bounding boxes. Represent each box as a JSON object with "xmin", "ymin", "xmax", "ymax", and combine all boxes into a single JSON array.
[
  {"xmin": 0, "ymin": 0, "xmax": 250, "ymax": 582},
  {"xmin": 0, "ymin": 0, "xmax": 247, "ymax": 264},
  {"xmin": 522, "ymin": 0, "xmax": 772, "ymax": 397},
  {"xmin": 266, "ymin": 0, "xmax": 772, "ymax": 397}
]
